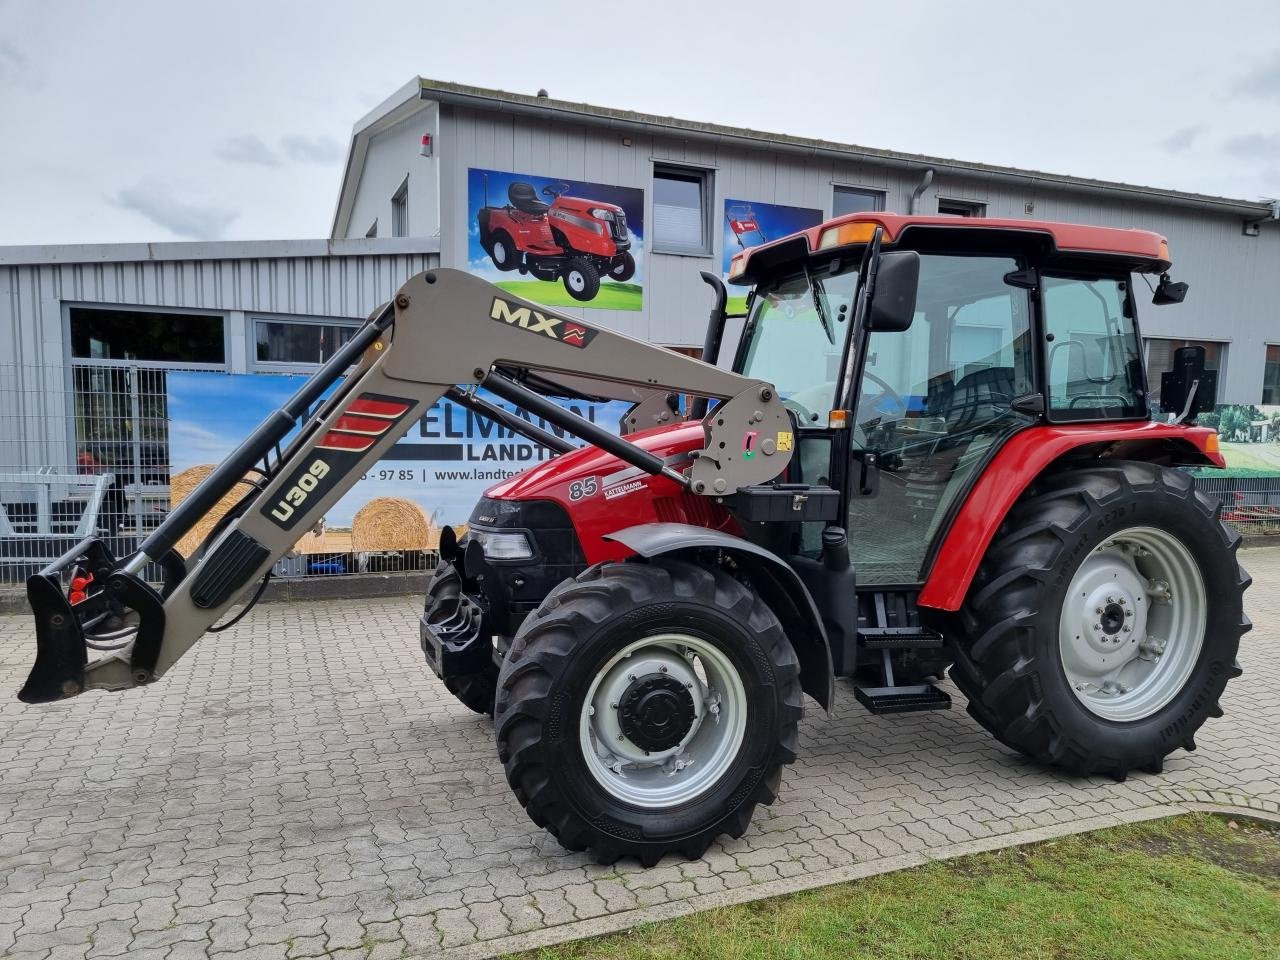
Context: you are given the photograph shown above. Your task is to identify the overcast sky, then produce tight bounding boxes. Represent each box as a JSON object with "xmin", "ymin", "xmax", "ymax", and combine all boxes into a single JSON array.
[{"xmin": 1, "ymin": 0, "xmax": 1277, "ymax": 246}]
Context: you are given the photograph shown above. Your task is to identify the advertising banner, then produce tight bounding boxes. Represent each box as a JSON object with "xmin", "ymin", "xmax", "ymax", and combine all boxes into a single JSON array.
[
  {"xmin": 167, "ymin": 371, "xmax": 630, "ymax": 554},
  {"xmin": 721, "ymin": 198, "xmax": 823, "ymax": 310},
  {"xmin": 467, "ymin": 167, "xmax": 644, "ymax": 311}
]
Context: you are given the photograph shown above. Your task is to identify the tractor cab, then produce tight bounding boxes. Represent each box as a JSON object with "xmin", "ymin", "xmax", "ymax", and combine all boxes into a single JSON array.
[{"xmin": 725, "ymin": 213, "xmax": 1188, "ymax": 582}]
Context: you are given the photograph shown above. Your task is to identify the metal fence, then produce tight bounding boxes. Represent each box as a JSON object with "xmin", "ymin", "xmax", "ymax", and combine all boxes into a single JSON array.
[
  {"xmin": 1193, "ymin": 473, "xmax": 1280, "ymax": 538},
  {"xmin": 0, "ymin": 363, "xmax": 436, "ymax": 586}
]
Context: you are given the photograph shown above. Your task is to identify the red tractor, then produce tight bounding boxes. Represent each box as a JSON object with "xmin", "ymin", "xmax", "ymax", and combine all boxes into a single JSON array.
[
  {"xmin": 478, "ymin": 180, "xmax": 634, "ymax": 302},
  {"xmin": 22, "ymin": 212, "xmax": 1248, "ymax": 870}
]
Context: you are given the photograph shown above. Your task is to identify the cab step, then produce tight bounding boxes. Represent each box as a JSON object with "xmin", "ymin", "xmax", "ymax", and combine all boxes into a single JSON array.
[
  {"xmin": 857, "ymin": 626, "xmax": 945, "ymax": 649},
  {"xmin": 854, "ymin": 683, "xmax": 952, "ymax": 714}
]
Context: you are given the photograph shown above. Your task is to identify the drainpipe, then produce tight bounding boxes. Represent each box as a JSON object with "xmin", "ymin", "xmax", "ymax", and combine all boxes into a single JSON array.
[{"xmin": 909, "ymin": 168, "xmax": 935, "ymax": 215}]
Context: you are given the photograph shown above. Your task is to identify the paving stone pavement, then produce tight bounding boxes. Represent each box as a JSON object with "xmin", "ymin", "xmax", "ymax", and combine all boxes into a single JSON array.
[{"xmin": 2, "ymin": 545, "xmax": 1277, "ymax": 960}]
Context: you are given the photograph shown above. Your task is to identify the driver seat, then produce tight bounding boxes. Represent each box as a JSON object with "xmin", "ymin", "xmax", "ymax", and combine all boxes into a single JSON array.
[{"xmin": 508, "ymin": 182, "xmax": 549, "ymax": 215}]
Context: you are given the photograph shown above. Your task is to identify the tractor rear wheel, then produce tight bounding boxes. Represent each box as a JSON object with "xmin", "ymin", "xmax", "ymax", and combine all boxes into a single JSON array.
[
  {"xmin": 561, "ymin": 258, "xmax": 600, "ymax": 301},
  {"xmin": 488, "ymin": 230, "xmax": 519, "ymax": 272},
  {"xmin": 424, "ymin": 562, "xmax": 499, "ymax": 716},
  {"xmin": 952, "ymin": 461, "xmax": 1248, "ymax": 780},
  {"xmin": 494, "ymin": 558, "xmax": 803, "ymax": 865}
]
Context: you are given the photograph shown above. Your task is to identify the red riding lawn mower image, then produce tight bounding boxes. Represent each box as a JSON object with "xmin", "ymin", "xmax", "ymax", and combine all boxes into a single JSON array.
[{"xmin": 477, "ymin": 177, "xmax": 635, "ymax": 302}]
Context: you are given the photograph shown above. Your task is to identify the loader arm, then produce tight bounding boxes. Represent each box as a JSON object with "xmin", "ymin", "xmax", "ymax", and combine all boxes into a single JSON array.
[{"xmin": 21, "ymin": 268, "xmax": 794, "ymax": 704}]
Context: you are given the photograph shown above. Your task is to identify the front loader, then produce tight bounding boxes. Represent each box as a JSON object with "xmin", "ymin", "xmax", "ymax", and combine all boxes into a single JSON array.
[{"xmin": 20, "ymin": 212, "xmax": 1249, "ymax": 866}]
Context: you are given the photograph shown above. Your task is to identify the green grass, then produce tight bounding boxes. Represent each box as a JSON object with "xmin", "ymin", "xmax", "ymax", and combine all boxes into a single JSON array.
[
  {"xmin": 513, "ymin": 814, "xmax": 1280, "ymax": 960},
  {"xmin": 1217, "ymin": 442, "xmax": 1280, "ymax": 474},
  {"xmin": 494, "ymin": 279, "xmax": 643, "ymax": 312}
]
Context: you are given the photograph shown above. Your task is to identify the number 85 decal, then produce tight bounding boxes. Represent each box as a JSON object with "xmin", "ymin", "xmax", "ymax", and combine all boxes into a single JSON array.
[{"xmin": 568, "ymin": 476, "xmax": 598, "ymax": 501}]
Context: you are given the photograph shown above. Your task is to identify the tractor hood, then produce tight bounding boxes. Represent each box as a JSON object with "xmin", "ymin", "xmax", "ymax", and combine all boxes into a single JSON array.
[
  {"xmin": 486, "ymin": 420, "xmax": 704, "ymax": 502},
  {"xmin": 552, "ymin": 196, "xmax": 624, "ymax": 217},
  {"xmin": 482, "ymin": 419, "xmax": 735, "ymax": 565}
]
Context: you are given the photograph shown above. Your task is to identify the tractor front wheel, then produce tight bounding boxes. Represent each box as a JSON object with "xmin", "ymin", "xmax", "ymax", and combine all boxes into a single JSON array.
[
  {"xmin": 608, "ymin": 252, "xmax": 636, "ymax": 282},
  {"xmin": 494, "ymin": 559, "xmax": 803, "ymax": 865},
  {"xmin": 952, "ymin": 461, "xmax": 1248, "ymax": 780},
  {"xmin": 562, "ymin": 258, "xmax": 600, "ymax": 301}
]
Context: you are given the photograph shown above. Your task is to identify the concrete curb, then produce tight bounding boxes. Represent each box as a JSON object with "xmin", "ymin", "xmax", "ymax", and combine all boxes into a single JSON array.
[{"xmin": 434, "ymin": 801, "xmax": 1280, "ymax": 960}]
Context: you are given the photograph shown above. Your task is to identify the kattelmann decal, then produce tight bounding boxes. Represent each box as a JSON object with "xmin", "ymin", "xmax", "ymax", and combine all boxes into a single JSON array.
[{"xmin": 604, "ymin": 479, "xmax": 645, "ymax": 501}]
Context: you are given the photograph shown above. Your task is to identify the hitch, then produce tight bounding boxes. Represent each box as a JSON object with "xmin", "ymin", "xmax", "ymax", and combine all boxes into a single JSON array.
[{"xmin": 20, "ymin": 538, "xmax": 183, "ymax": 704}]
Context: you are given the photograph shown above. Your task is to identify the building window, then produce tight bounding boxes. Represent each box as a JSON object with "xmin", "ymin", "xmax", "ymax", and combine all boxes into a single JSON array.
[
  {"xmin": 833, "ymin": 186, "xmax": 885, "ymax": 216},
  {"xmin": 653, "ymin": 165, "xmax": 712, "ymax": 255},
  {"xmin": 365, "ymin": 219, "xmax": 378, "ymax": 239},
  {"xmin": 69, "ymin": 307, "xmax": 225, "ymax": 364},
  {"xmin": 937, "ymin": 198, "xmax": 986, "ymax": 217},
  {"xmin": 254, "ymin": 318, "xmax": 360, "ymax": 366},
  {"xmin": 1145, "ymin": 338, "xmax": 1225, "ymax": 408},
  {"xmin": 391, "ymin": 178, "xmax": 408, "ymax": 238},
  {"xmin": 1264, "ymin": 344, "xmax": 1280, "ymax": 405}
]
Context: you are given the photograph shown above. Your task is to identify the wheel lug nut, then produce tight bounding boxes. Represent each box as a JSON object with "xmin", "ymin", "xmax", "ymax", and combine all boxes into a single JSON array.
[
  {"xmin": 1094, "ymin": 623, "xmax": 1102, "ymax": 631},
  {"xmin": 659, "ymin": 665, "xmax": 668, "ymax": 673},
  {"xmin": 1095, "ymin": 607, "xmax": 1104, "ymax": 614},
  {"xmin": 610, "ymin": 702, "xmax": 618, "ymax": 709},
  {"xmin": 617, "ymin": 734, "xmax": 625, "ymax": 741}
]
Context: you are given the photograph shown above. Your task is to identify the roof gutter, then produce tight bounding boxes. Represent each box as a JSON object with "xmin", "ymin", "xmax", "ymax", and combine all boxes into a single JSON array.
[{"xmin": 419, "ymin": 84, "xmax": 1273, "ymax": 220}]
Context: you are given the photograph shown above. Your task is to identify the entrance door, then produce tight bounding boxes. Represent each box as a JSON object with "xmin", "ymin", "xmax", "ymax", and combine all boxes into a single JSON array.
[{"xmin": 847, "ymin": 254, "xmax": 1034, "ymax": 584}]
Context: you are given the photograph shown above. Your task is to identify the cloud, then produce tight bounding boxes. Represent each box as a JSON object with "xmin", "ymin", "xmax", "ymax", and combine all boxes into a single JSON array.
[
  {"xmin": 1222, "ymin": 132, "xmax": 1280, "ymax": 159},
  {"xmin": 114, "ymin": 182, "xmax": 238, "ymax": 239},
  {"xmin": 1235, "ymin": 51, "xmax": 1280, "ymax": 100},
  {"xmin": 1160, "ymin": 125, "xmax": 1201, "ymax": 154},
  {"xmin": 280, "ymin": 134, "xmax": 342, "ymax": 164},
  {"xmin": 0, "ymin": 38, "xmax": 39, "ymax": 90},
  {"xmin": 215, "ymin": 134, "xmax": 282, "ymax": 167}
]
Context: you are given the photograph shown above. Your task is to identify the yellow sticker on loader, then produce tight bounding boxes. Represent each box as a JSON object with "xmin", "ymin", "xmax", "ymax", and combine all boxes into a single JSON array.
[{"xmin": 776, "ymin": 431, "xmax": 794, "ymax": 452}]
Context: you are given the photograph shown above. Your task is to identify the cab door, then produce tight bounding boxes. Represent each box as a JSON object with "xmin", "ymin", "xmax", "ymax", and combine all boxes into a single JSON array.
[{"xmin": 845, "ymin": 254, "xmax": 1036, "ymax": 585}]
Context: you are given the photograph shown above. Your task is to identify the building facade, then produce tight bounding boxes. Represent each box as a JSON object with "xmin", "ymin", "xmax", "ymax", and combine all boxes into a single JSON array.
[{"xmin": 334, "ymin": 79, "xmax": 1280, "ymax": 405}]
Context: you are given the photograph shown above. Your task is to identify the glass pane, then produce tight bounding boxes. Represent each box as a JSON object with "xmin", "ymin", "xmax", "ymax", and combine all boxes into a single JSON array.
[
  {"xmin": 255, "ymin": 320, "xmax": 357, "ymax": 364},
  {"xmin": 832, "ymin": 187, "xmax": 883, "ymax": 217},
  {"xmin": 1264, "ymin": 345, "xmax": 1280, "ymax": 406},
  {"xmin": 848, "ymin": 255, "xmax": 1033, "ymax": 584},
  {"xmin": 1145, "ymin": 338, "xmax": 1223, "ymax": 408},
  {"xmin": 1043, "ymin": 276, "xmax": 1145, "ymax": 420},
  {"xmin": 738, "ymin": 263, "xmax": 860, "ymax": 424},
  {"xmin": 653, "ymin": 172, "xmax": 704, "ymax": 248},
  {"xmin": 69, "ymin": 308, "xmax": 224, "ymax": 363}
]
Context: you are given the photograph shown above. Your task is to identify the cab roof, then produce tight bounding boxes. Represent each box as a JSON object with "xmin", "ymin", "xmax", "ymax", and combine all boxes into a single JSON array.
[{"xmin": 727, "ymin": 211, "xmax": 1172, "ymax": 285}]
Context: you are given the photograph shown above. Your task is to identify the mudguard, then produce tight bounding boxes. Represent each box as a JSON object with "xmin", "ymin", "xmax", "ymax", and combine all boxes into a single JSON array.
[{"xmin": 605, "ymin": 523, "xmax": 835, "ymax": 712}]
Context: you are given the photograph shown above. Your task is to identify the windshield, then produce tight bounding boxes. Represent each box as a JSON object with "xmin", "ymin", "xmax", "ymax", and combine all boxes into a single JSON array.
[{"xmin": 738, "ymin": 261, "xmax": 860, "ymax": 425}]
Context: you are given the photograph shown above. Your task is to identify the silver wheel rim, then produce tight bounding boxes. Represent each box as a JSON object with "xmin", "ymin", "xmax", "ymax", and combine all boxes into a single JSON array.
[
  {"xmin": 567, "ymin": 270, "xmax": 586, "ymax": 292},
  {"xmin": 493, "ymin": 241, "xmax": 508, "ymax": 264},
  {"xmin": 579, "ymin": 633, "xmax": 748, "ymax": 808},
  {"xmin": 1058, "ymin": 525, "xmax": 1206, "ymax": 722}
]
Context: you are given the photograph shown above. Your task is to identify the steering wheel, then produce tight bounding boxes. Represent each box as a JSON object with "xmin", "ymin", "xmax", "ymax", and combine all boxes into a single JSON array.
[
  {"xmin": 861, "ymin": 371, "xmax": 907, "ymax": 419},
  {"xmin": 541, "ymin": 183, "xmax": 568, "ymax": 199}
]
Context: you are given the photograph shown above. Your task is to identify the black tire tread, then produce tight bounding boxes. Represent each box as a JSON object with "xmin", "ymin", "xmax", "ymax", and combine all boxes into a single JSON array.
[
  {"xmin": 952, "ymin": 461, "xmax": 1249, "ymax": 780},
  {"xmin": 424, "ymin": 563, "xmax": 499, "ymax": 716},
  {"xmin": 495, "ymin": 559, "xmax": 803, "ymax": 865}
]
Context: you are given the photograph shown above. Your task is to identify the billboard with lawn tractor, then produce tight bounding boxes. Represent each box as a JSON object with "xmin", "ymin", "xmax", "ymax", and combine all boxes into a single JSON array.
[
  {"xmin": 167, "ymin": 371, "xmax": 630, "ymax": 565},
  {"xmin": 467, "ymin": 167, "xmax": 644, "ymax": 311},
  {"xmin": 721, "ymin": 198, "xmax": 823, "ymax": 311}
]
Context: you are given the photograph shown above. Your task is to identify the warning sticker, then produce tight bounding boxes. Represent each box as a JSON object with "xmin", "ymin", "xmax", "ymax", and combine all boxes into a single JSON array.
[{"xmin": 776, "ymin": 431, "xmax": 794, "ymax": 452}]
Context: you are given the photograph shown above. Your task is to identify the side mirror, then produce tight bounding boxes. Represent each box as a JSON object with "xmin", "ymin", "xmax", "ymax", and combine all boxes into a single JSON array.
[
  {"xmin": 867, "ymin": 250, "xmax": 920, "ymax": 332},
  {"xmin": 1152, "ymin": 273, "xmax": 1188, "ymax": 305}
]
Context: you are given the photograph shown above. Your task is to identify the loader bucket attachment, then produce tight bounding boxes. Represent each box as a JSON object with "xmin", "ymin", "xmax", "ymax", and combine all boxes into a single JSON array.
[
  {"xmin": 21, "ymin": 571, "xmax": 87, "ymax": 703},
  {"xmin": 19, "ymin": 537, "xmax": 177, "ymax": 704}
]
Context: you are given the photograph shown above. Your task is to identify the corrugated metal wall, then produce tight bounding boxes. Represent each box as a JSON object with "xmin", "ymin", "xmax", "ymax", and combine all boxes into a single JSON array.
[
  {"xmin": 0, "ymin": 249, "xmax": 439, "ymax": 470},
  {"xmin": 436, "ymin": 104, "xmax": 1279, "ymax": 403}
]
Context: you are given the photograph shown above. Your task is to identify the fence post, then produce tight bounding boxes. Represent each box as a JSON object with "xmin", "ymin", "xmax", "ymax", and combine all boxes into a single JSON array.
[{"xmin": 129, "ymin": 365, "xmax": 144, "ymax": 539}]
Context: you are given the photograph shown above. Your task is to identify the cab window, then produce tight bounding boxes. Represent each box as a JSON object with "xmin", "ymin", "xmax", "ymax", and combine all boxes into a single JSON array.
[{"xmin": 1042, "ymin": 275, "xmax": 1146, "ymax": 421}]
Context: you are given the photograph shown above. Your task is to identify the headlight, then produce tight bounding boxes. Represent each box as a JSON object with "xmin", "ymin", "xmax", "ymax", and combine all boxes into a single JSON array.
[
  {"xmin": 470, "ymin": 529, "xmax": 534, "ymax": 561},
  {"xmin": 589, "ymin": 208, "xmax": 614, "ymax": 220}
]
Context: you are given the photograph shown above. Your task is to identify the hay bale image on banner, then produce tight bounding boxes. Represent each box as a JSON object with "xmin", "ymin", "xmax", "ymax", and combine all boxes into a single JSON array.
[
  {"xmin": 467, "ymin": 167, "xmax": 644, "ymax": 311},
  {"xmin": 166, "ymin": 371, "xmax": 630, "ymax": 556},
  {"xmin": 351, "ymin": 497, "xmax": 437, "ymax": 551}
]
